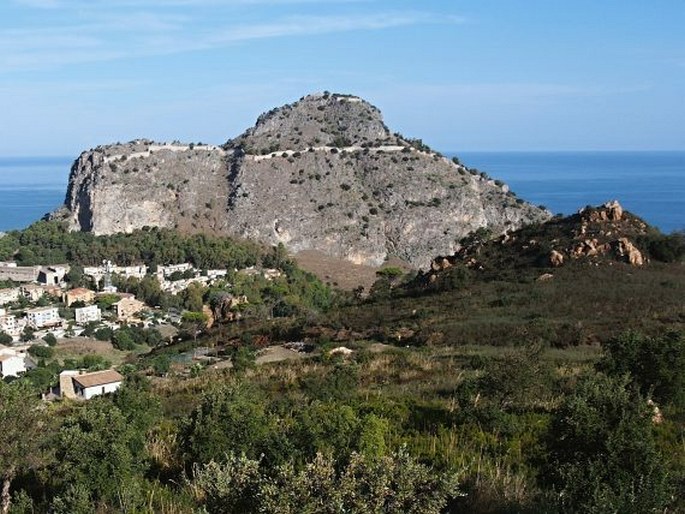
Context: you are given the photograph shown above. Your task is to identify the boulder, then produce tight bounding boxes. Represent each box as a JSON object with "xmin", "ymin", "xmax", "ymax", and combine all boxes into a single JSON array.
[
  {"xmin": 549, "ymin": 250, "xmax": 565, "ymax": 267},
  {"xmin": 615, "ymin": 237, "xmax": 644, "ymax": 266}
]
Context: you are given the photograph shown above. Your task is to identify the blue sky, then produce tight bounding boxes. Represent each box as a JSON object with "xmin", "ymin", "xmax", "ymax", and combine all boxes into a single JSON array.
[{"xmin": 1, "ymin": 0, "xmax": 683, "ymax": 156}]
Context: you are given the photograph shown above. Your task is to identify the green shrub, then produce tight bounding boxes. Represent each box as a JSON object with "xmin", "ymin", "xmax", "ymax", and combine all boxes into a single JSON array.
[
  {"xmin": 641, "ymin": 231, "xmax": 685, "ymax": 263},
  {"xmin": 42, "ymin": 333, "xmax": 57, "ymax": 347},
  {"xmin": 598, "ymin": 330, "xmax": 685, "ymax": 408},
  {"xmin": 544, "ymin": 372, "xmax": 672, "ymax": 513},
  {"xmin": 27, "ymin": 345, "xmax": 54, "ymax": 359}
]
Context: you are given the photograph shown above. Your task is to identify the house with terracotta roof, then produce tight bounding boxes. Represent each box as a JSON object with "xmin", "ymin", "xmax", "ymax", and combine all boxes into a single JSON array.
[
  {"xmin": 113, "ymin": 296, "xmax": 146, "ymax": 321},
  {"xmin": 59, "ymin": 369, "xmax": 124, "ymax": 400},
  {"xmin": 63, "ymin": 287, "xmax": 96, "ymax": 307}
]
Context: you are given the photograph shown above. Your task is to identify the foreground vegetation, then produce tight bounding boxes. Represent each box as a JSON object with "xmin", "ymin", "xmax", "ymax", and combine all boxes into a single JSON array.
[{"xmin": 1, "ymin": 219, "xmax": 684, "ymax": 513}]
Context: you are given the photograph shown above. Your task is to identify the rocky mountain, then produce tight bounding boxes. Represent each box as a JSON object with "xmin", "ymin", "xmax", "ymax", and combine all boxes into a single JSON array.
[
  {"xmin": 421, "ymin": 200, "xmax": 657, "ymax": 286},
  {"xmin": 55, "ymin": 92, "xmax": 550, "ymax": 268}
]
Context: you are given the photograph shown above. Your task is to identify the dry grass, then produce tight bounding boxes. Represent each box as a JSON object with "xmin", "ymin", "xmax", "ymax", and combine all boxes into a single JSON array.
[
  {"xmin": 54, "ymin": 337, "xmax": 132, "ymax": 365},
  {"xmin": 294, "ymin": 249, "xmax": 409, "ymax": 290}
]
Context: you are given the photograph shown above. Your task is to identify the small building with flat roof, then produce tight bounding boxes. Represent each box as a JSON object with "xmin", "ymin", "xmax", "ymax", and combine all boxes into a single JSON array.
[
  {"xmin": 0, "ymin": 350, "xmax": 28, "ymax": 378},
  {"xmin": 75, "ymin": 305, "xmax": 101, "ymax": 324}
]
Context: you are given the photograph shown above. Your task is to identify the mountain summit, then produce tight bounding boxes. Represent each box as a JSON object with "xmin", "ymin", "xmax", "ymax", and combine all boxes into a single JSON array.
[{"xmin": 56, "ymin": 93, "xmax": 549, "ymax": 268}]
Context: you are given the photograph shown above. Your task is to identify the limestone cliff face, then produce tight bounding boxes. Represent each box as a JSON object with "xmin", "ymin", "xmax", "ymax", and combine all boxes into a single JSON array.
[{"xmin": 58, "ymin": 93, "xmax": 550, "ymax": 268}]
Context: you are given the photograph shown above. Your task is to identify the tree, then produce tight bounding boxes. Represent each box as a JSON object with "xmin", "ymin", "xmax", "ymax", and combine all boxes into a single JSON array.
[
  {"xmin": 64, "ymin": 264, "xmax": 85, "ymax": 287},
  {"xmin": 0, "ymin": 382, "xmax": 44, "ymax": 514},
  {"xmin": 42, "ymin": 332, "xmax": 57, "ymax": 347},
  {"xmin": 181, "ymin": 311, "xmax": 208, "ymax": 343},
  {"xmin": 181, "ymin": 283, "xmax": 205, "ymax": 312},
  {"xmin": 112, "ymin": 330, "xmax": 136, "ymax": 351},
  {"xmin": 152, "ymin": 355, "xmax": 171, "ymax": 376},
  {"xmin": 261, "ymin": 243, "xmax": 292, "ymax": 270},
  {"xmin": 52, "ymin": 400, "xmax": 148, "ymax": 512},
  {"xmin": 93, "ymin": 327, "xmax": 113, "ymax": 341},
  {"xmin": 27, "ymin": 345, "xmax": 54, "ymax": 359},
  {"xmin": 598, "ymin": 330, "xmax": 685, "ymax": 408},
  {"xmin": 20, "ymin": 326, "xmax": 35, "ymax": 343},
  {"xmin": 545, "ymin": 372, "xmax": 672, "ymax": 513},
  {"xmin": 0, "ymin": 332, "xmax": 12, "ymax": 345},
  {"xmin": 231, "ymin": 346, "xmax": 256, "ymax": 373},
  {"xmin": 181, "ymin": 384, "xmax": 271, "ymax": 464}
]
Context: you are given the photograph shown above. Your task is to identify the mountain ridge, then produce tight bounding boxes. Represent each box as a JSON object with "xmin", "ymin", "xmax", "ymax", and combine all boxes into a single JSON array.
[{"xmin": 54, "ymin": 92, "xmax": 550, "ymax": 268}]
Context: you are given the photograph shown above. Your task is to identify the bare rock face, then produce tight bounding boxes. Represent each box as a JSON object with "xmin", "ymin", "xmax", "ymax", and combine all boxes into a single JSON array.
[
  {"xmin": 57, "ymin": 93, "xmax": 550, "ymax": 268},
  {"xmin": 61, "ymin": 140, "xmax": 230, "ymax": 235},
  {"xmin": 615, "ymin": 237, "xmax": 644, "ymax": 266}
]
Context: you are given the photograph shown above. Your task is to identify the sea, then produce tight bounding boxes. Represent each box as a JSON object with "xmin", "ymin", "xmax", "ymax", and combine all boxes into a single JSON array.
[{"xmin": 0, "ymin": 152, "xmax": 683, "ymax": 234}]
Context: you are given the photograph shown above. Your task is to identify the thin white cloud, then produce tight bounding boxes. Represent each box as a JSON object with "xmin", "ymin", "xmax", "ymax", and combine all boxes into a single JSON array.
[
  {"xmin": 376, "ymin": 82, "xmax": 652, "ymax": 105},
  {"xmin": 207, "ymin": 13, "xmax": 448, "ymax": 44},
  {"xmin": 0, "ymin": 11, "xmax": 462, "ymax": 72},
  {"xmin": 12, "ymin": 0, "xmax": 61, "ymax": 8},
  {"xmin": 12, "ymin": 0, "xmax": 371, "ymax": 8}
]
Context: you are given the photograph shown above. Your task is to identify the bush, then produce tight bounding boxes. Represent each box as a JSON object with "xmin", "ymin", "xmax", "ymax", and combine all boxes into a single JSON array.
[
  {"xmin": 191, "ymin": 450, "xmax": 461, "ymax": 514},
  {"xmin": 112, "ymin": 330, "xmax": 136, "ymax": 351},
  {"xmin": 181, "ymin": 384, "xmax": 271, "ymax": 464},
  {"xmin": 598, "ymin": 330, "xmax": 685, "ymax": 408},
  {"xmin": 544, "ymin": 372, "xmax": 672, "ymax": 513},
  {"xmin": 94, "ymin": 327, "xmax": 113, "ymax": 341},
  {"xmin": 641, "ymin": 231, "xmax": 685, "ymax": 263},
  {"xmin": 27, "ymin": 345, "xmax": 54, "ymax": 359},
  {"xmin": 43, "ymin": 332, "xmax": 57, "ymax": 347}
]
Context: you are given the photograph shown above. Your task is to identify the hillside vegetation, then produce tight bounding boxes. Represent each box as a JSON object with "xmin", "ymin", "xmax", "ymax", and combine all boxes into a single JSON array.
[{"xmin": 1, "ymin": 205, "xmax": 684, "ymax": 513}]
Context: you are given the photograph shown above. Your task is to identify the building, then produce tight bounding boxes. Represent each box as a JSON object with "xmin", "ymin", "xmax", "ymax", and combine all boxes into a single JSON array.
[
  {"xmin": 84, "ymin": 263, "xmax": 148, "ymax": 282},
  {"xmin": 207, "ymin": 269, "xmax": 228, "ymax": 279},
  {"xmin": 113, "ymin": 297, "xmax": 146, "ymax": 321},
  {"xmin": 75, "ymin": 305, "xmax": 101, "ymax": 324},
  {"xmin": 0, "ymin": 287, "xmax": 20, "ymax": 306},
  {"xmin": 20, "ymin": 284, "xmax": 46, "ymax": 302},
  {"xmin": 0, "ymin": 264, "xmax": 40, "ymax": 283},
  {"xmin": 0, "ymin": 315, "xmax": 23, "ymax": 338},
  {"xmin": 37, "ymin": 265, "xmax": 69, "ymax": 286},
  {"xmin": 157, "ymin": 263, "xmax": 193, "ymax": 277},
  {"xmin": 60, "ymin": 369, "xmax": 124, "ymax": 400},
  {"xmin": 0, "ymin": 351, "xmax": 27, "ymax": 378},
  {"xmin": 26, "ymin": 307, "xmax": 61, "ymax": 329},
  {"xmin": 64, "ymin": 287, "xmax": 96, "ymax": 307}
]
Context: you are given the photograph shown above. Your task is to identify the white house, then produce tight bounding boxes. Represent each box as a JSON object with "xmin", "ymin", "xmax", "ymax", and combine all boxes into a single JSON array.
[
  {"xmin": 26, "ymin": 306, "xmax": 61, "ymax": 329},
  {"xmin": 207, "ymin": 269, "xmax": 228, "ymax": 279},
  {"xmin": 38, "ymin": 265, "xmax": 69, "ymax": 286},
  {"xmin": 59, "ymin": 369, "xmax": 124, "ymax": 400},
  {"xmin": 0, "ymin": 314, "xmax": 24, "ymax": 339},
  {"xmin": 0, "ymin": 351, "xmax": 27, "ymax": 377},
  {"xmin": 75, "ymin": 305, "xmax": 101, "ymax": 324},
  {"xmin": 157, "ymin": 263, "xmax": 193, "ymax": 277},
  {"xmin": 0, "ymin": 287, "xmax": 20, "ymax": 306}
]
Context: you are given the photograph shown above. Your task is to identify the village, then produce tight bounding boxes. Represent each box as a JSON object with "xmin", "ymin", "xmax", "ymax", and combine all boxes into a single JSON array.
[{"xmin": 0, "ymin": 259, "xmax": 282, "ymax": 399}]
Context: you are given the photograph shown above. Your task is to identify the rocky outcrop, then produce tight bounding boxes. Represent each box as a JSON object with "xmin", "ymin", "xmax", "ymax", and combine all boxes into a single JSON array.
[
  {"xmin": 417, "ymin": 200, "xmax": 653, "ymax": 284},
  {"xmin": 615, "ymin": 237, "xmax": 644, "ymax": 266},
  {"xmin": 56, "ymin": 93, "xmax": 550, "ymax": 268}
]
